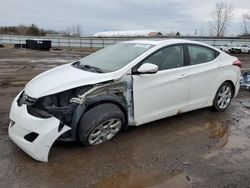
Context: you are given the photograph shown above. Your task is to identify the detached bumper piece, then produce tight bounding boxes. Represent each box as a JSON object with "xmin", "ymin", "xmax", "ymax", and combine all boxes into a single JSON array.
[
  {"xmin": 240, "ymin": 72, "xmax": 250, "ymax": 90},
  {"xmin": 8, "ymin": 92, "xmax": 71, "ymax": 162}
]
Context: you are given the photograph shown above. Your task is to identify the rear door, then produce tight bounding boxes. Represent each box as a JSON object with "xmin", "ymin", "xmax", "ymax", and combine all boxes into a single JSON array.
[{"xmin": 186, "ymin": 44, "xmax": 225, "ymax": 110}]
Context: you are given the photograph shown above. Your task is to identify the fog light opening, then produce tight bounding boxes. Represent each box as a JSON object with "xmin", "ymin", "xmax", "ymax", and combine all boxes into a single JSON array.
[
  {"xmin": 10, "ymin": 120, "xmax": 15, "ymax": 127},
  {"xmin": 24, "ymin": 132, "xmax": 39, "ymax": 142}
]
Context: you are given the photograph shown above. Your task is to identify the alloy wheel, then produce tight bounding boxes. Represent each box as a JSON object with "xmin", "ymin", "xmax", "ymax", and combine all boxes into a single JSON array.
[{"xmin": 88, "ymin": 118, "xmax": 122, "ymax": 145}]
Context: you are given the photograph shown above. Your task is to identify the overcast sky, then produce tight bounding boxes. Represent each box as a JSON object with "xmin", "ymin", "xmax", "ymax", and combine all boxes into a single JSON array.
[{"xmin": 1, "ymin": 0, "xmax": 250, "ymax": 35}]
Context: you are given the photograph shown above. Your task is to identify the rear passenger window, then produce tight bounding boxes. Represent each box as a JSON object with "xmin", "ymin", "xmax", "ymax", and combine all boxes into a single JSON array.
[{"xmin": 188, "ymin": 45, "xmax": 218, "ymax": 65}]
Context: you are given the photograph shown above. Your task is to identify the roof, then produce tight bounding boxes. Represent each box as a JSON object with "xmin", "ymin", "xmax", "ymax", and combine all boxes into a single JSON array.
[{"xmin": 122, "ymin": 39, "xmax": 220, "ymax": 51}]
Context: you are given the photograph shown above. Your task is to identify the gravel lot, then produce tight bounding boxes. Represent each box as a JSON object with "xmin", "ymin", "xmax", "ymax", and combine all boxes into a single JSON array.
[{"xmin": 0, "ymin": 48, "xmax": 250, "ymax": 188}]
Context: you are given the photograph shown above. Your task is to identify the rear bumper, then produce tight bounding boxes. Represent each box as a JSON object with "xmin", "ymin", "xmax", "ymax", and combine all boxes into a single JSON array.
[
  {"xmin": 8, "ymin": 92, "xmax": 71, "ymax": 162},
  {"xmin": 234, "ymin": 70, "xmax": 241, "ymax": 97},
  {"xmin": 231, "ymin": 49, "xmax": 241, "ymax": 53}
]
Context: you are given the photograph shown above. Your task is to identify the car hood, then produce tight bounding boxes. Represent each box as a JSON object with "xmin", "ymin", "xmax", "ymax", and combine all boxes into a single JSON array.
[{"xmin": 25, "ymin": 63, "xmax": 115, "ymax": 98}]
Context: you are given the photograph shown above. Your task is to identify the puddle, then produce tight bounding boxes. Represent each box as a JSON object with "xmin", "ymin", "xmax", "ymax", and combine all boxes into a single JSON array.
[
  {"xmin": 206, "ymin": 121, "xmax": 229, "ymax": 138},
  {"xmin": 95, "ymin": 170, "xmax": 194, "ymax": 188},
  {"xmin": 205, "ymin": 121, "xmax": 230, "ymax": 147},
  {"xmin": 204, "ymin": 116, "xmax": 250, "ymax": 163}
]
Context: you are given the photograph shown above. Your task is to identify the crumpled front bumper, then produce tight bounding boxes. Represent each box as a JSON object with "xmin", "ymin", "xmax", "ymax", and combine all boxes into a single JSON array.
[{"xmin": 8, "ymin": 92, "xmax": 71, "ymax": 162}]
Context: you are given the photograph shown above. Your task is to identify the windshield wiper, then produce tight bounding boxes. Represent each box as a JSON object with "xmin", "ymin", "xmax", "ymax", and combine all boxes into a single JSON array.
[
  {"xmin": 81, "ymin": 64, "xmax": 104, "ymax": 73},
  {"xmin": 73, "ymin": 61, "xmax": 104, "ymax": 73}
]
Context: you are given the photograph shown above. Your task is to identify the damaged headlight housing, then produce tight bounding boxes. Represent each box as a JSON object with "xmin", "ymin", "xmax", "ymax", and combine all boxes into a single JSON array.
[
  {"xmin": 22, "ymin": 85, "xmax": 92, "ymax": 125},
  {"xmin": 17, "ymin": 91, "xmax": 37, "ymax": 107}
]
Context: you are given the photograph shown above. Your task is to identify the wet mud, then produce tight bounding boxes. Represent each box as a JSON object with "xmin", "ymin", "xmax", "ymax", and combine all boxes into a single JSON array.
[{"xmin": 0, "ymin": 48, "xmax": 250, "ymax": 187}]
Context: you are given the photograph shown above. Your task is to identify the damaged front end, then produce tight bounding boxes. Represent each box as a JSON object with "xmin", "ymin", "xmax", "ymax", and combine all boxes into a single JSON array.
[
  {"xmin": 9, "ymin": 78, "xmax": 133, "ymax": 162},
  {"xmin": 9, "ymin": 91, "xmax": 71, "ymax": 162},
  {"xmin": 26, "ymin": 85, "xmax": 92, "ymax": 139}
]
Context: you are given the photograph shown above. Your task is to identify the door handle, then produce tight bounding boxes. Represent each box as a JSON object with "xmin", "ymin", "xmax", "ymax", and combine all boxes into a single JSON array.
[
  {"xmin": 178, "ymin": 74, "xmax": 189, "ymax": 79},
  {"xmin": 217, "ymin": 65, "xmax": 224, "ymax": 68}
]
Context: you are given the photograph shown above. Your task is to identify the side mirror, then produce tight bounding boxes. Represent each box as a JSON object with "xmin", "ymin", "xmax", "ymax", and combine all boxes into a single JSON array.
[{"xmin": 137, "ymin": 63, "xmax": 158, "ymax": 74}]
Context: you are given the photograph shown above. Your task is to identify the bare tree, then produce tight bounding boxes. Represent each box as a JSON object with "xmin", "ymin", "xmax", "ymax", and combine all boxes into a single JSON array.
[
  {"xmin": 65, "ymin": 27, "xmax": 71, "ymax": 36},
  {"xmin": 242, "ymin": 13, "xmax": 250, "ymax": 35},
  {"xmin": 75, "ymin": 24, "xmax": 81, "ymax": 37},
  {"xmin": 70, "ymin": 24, "xmax": 82, "ymax": 37},
  {"xmin": 198, "ymin": 26, "xmax": 204, "ymax": 36},
  {"xmin": 210, "ymin": 2, "xmax": 233, "ymax": 37}
]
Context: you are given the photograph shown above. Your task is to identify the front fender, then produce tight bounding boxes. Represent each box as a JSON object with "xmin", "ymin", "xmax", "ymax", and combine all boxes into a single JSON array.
[{"xmin": 70, "ymin": 94, "xmax": 127, "ymax": 139}]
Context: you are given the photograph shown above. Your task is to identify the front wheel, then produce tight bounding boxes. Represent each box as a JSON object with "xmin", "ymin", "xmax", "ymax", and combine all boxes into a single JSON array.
[
  {"xmin": 213, "ymin": 82, "xmax": 233, "ymax": 111},
  {"xmin": 77, "ymin": 103, "xmax": 125, "ymax": 145}
]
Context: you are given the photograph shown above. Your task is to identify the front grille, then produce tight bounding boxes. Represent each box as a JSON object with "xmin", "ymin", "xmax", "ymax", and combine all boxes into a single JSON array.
[{"xmin": 17, "ymin": 91, "xmax": 37, "ymax": 106}]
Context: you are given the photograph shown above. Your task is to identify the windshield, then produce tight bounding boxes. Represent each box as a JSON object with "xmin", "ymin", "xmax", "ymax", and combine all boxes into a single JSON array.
[{"xmin": 78, "ymin": 43, "xmax": 153, "ymax": 72}]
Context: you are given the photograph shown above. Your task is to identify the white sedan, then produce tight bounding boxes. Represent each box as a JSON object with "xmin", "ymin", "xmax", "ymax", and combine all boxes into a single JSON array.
[
  {"xmin": 220, "ymin": 44, "xmax": 235, "ymax": 53},
  {"xmin": 9, "ymin": 39, "xmax": 241, "ymax": 162},
  {"xmin": 240, "ymin": 44, "xmax": 250, "ymax": 54}
]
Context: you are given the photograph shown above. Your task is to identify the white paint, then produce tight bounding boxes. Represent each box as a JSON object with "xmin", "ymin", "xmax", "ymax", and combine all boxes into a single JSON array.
[
  {"xmin": 9, "ymin": 91, "xmax": 71, "ymax": 162},
  {"xmin": 25, "ymin": 64, "xmax": 115, "ymax": 98}
]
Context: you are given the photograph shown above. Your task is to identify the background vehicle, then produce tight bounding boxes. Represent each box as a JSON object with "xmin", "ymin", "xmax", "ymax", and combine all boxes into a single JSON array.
[
  {"xmin": 220, "ymin": 44, "xmax": 235, "ymax": 53},
  {"xmin": 240, "ymin": 72, "xmax": 250, "ymax": 90},
  {"xmin": 240, "ymin": 44, "xmax": 250, "ymax": 54},
  {"xmin": 8, "ymin": 39, "xmax": 241, "ymax": 162},
  {"xmin": 231, "ymin": 45, "xmax": 242, "ymax": 53}
]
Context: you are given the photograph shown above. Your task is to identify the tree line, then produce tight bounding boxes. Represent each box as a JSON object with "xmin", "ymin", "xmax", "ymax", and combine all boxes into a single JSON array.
[
  {"xmin": 0, "ymin": 23, "xmax": 82, "ymax": 37},
  {"xmin": 0, "ymin": 24, "xmax": 47, "ymax": 36}
]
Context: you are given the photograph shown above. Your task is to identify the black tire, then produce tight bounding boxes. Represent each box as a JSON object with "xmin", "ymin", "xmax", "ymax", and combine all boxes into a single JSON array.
[
  {"xmin": 213, "ymin": 82, "xmax": 233, "ymax": 112},
  {"xmin": 77, "ymin": 103, "xmax": 125, "ymax": 146}
]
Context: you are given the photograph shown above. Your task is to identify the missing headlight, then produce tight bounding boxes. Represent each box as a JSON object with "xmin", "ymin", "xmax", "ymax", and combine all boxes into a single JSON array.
[
  {"xmin": 26, "ymin": 85, "xmax": 92, "ymax": 124},
  {"xmin": 17, "ymin": 91, "xmax": 37, "ymax": 106}
]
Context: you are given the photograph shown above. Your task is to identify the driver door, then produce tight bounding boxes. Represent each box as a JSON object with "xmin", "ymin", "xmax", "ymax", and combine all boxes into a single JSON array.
[{"xmin": 132, "ymin": 44, "xmax": 190, "ymax": 125}]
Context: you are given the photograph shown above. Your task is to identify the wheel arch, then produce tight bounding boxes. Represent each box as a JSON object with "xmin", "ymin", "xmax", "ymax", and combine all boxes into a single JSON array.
[
  {"xmin": 223, "ymin": 80, "xmax": 235, "ymax": 97},
  {"xmin": 213, "ymin": 79, "xmax": 236, "ymax": 102},
  {"xmin": 71, "ymin": 94, "xmax": 128, "ymax": 140},
  {"xmin": 85, "ymin": 95, "xmax": 128, "ymax": 125},
  {"xmin": 213, "ymin": 80, "xmax": 235, "ymax": 111}
]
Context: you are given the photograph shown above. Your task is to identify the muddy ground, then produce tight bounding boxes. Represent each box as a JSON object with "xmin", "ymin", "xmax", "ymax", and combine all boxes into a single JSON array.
[{"xmin": 0, "ymin": 48, "xmax": 250, "ymax": 188}]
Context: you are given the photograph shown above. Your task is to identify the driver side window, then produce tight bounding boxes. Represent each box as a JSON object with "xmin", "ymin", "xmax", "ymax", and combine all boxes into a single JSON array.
[{"xmin": 141, "ymin": 45, "xmax": 184, "ymax": 71}]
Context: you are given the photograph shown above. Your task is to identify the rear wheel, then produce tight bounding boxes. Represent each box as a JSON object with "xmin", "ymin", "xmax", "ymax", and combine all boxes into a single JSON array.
[
  {"xmin": 77, "ymin": 103, "xmax": 125, "ymax": 145},
  {"xmin": 213, "ymin": 82, "xmax": 233, "ymax": 111}
]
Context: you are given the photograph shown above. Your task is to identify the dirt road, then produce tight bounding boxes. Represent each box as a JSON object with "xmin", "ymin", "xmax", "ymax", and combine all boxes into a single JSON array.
[{"xmin": 0, "ymin": 48, "xmax": 250, "ymax": 188}]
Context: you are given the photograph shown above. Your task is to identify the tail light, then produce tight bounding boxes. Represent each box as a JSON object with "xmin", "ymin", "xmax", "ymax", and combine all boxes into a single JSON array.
[{"xmin": 233, "ymin": 60, "xmax": 242, "ymax": 68}]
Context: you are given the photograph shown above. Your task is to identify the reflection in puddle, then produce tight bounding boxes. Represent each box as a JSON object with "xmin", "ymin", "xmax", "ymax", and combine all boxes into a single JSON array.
[
  {"xmin": 95, "ymin": 170, "xmax": 194, "ymax": 188},
  {"xmin": 205, "ymin": 121, "xmax": 230, "ymax": 147},
  {"xmin": 204, "ymin": 118, "xmax": 250, "ymax": 162}
]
